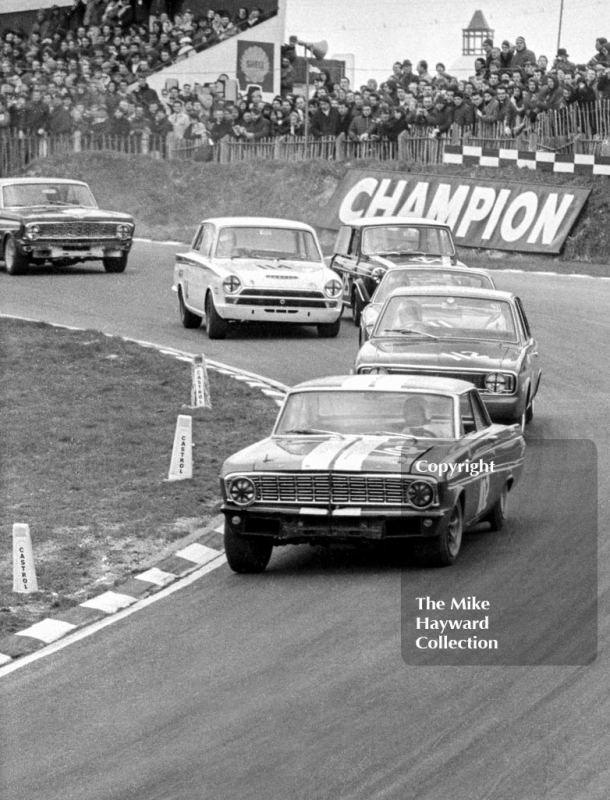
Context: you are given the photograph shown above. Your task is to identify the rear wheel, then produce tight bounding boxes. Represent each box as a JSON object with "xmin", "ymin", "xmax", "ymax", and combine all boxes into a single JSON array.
[
  {"xmin": 205, "ymin": 292, "xmax": 229, "ymax": 339},
  {"xmin": 224, "ymin": 524, "xmax": 273, "ymax": 573},
  {"xmin": 483, "ymin": 483, "xmax": 508, "ymax": 532},
  {"xmin": 414, "ymin": 503, "xmax": 463, "ymax": 567},
  {"xmin": 317, "ymin": 316, "xmax": 341, "ymax": 338},
  {"xmin": 103, "ymin": 253, "xmax": 128, "ymax": 273},
  {"xmin": 178, "ymin": 289, "xmax": 202, "ymax": 329},
  {"xmin": 4, "ymin": 236, "xmax": 29, "ymax": 275}
]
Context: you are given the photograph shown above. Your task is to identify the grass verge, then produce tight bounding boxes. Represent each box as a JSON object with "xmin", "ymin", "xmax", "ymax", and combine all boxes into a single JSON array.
[
  {"xmin": 19, "ymin": 151, "xmax": 610, "ymax": 267},
  {"xmin": 0, "ymin": 318, "xmax": 278, "ymax": 639}
]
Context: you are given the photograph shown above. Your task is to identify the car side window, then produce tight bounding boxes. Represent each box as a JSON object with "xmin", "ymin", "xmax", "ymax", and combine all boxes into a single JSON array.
[
  {"xmin": 470, "ymin": 391, "xmax": 491, "ymax": 429},
  {"xmin": 459, "ymin": 394, "xmax": 476, "ymax": 435},
  {"xmin": 199, "ymin": 224, "xmax": 214, "ymax": 256},
  {"xmin": 333, "ymin": 226, "xmax": 352, "ymax": 257},
  {"xmin": 515, "ymin": 297, "xmax": 532, "ymax": 339},
  {"xmin": 191, "ymin": 225, "xmax": 203, "ymax": 251},
  {"xmin": 350, "ymin": 228, "xmax": 361, "ymax": 256}
]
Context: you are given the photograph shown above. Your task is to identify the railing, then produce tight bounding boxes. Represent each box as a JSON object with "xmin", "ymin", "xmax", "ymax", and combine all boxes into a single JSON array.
[{"xmin": 0, "ymin": 99, "xmax": 609, "ymax": 176}]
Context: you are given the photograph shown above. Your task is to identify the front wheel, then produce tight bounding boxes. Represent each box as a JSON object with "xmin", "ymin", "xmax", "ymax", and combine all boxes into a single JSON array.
[
  {"xmin": 224, "ymin": 525, "xmax": 273, "ymax": 573},
  {"xmin": 317, "ymin": 316, "xmax": 341, "ymax": 338},
  {"xmin": 179, "ymin": 289, "xmax": 202, "ymax": 329},
  {"xmin": 414, "ymin": 503, "xmax": 463, "ymax": 567},
  {"xmin": 103, "ymin": 253, "xmax": 128, "ymax": 273},
  {"xmin": 4, "ymin": 236, "xmax": 29, "ymax": 275},
  {"xmin": 525, "ymin": 395, "xmax": 535, "ymax": 424},
  {"xmin": 205, "ymin": 292, "xmax": 229, "ymax": 339}
]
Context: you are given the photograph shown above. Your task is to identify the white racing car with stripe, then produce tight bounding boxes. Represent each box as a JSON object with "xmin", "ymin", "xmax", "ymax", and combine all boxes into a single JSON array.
[
  {"xmin": 173, "ymin": 217, "xmax": 343, "ymax": 339},
  {"xmin": 220, "ymin": 375, "xmax": 525, "ymax": 573}
]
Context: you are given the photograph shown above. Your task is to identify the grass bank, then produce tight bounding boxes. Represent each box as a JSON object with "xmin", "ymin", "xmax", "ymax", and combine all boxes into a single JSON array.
[
  {"xmin": 20, "ymin": 152, "xmax": 610, "ymax": 268},
  {"xmin": 0, "ymin": 318, "xmax": 278, "ymax": 638}
]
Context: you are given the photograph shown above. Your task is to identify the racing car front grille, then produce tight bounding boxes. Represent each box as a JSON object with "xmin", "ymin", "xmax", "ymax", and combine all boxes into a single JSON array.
[
  {"xmin": 34, "ymin": 222, "xmax": 121, "ymax": 240},
  {"xmin": 250, "ymin": 473, "xmax": 425, "ymax": 506},
  {"xmin": 361, "ymin": 367, "xmax": 516, "ymax": 393},
  {"xmin": 230, "ymin": 289, "xmax": 328, "ymax": 308}
]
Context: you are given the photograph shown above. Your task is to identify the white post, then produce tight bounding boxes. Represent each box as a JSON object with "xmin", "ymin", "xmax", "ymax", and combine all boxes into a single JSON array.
[
  {"xmin": 12, "ymin": 523, "xmax": 38, "ymax": 593},
  {"xmin": 190, "ymin": 354, "xmax": 212, "ymax": 409},
  {"xmin": 167, "ymin": 415, "xmax": 193, "ymax": 481}
]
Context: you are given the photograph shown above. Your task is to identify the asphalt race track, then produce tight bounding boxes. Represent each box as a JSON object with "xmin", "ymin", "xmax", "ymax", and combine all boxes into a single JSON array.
[{"xmin": 1, "ymin": 241, "xmax": 609, "ymax": 800}]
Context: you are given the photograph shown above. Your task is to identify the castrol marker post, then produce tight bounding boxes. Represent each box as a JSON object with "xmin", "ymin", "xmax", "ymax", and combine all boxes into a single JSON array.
[{"xmin": 12, "ymin": 523, "xmax": 38, "ymax": 593}]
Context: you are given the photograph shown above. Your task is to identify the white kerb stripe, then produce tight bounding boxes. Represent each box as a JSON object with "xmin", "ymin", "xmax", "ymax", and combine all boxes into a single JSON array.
[
  {"xmin": 15, "ymin": 618, "xmax": 77, "ymax": 643},
  {"xmin": 81, "ymin": 591, "xmax": 137, "ymax": 613},
  {"xmin": 135, "ymin": 567, "xmax": 176, "ymax": 586},
  {"xmin": 175, "ymin": 543, "xmax": 221, "ymax": 564}
]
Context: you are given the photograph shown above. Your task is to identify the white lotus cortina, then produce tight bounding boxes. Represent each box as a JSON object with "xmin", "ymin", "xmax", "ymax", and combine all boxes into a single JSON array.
[{"xmin": 173, "ymin": 217, "xmax": 343, "ymax": 339}]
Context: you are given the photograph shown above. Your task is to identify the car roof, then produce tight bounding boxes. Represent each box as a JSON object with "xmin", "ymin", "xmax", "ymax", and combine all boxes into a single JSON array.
[
  {"xmin": 0, "ymin": 178, "xmax": 89, "ymax": 187},
  {"xmin": 384, "ymin": 286, "xmax": 515, "ymax": 301},
  {"xmin": 200, "ymin": 217, "xmax": 316, "ymax": 232},
  {"xmin": 344, "ymin": 216, "xmax": 451, "ymax": 229},
  {"xmin": 290, "ymin": 374, "xmax": 474, "ymax": 394}
]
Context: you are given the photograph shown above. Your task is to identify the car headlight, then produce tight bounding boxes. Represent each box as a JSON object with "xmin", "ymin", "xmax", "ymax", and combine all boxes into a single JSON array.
[
  {"xmin": 222, "ymin": 275, "xmax": 242, "ymax": 294},
  {"xmin": 484, "ymin": 372, "xmax": 514, "ymax": 393},
  {"xmin": 25, "ymin": 224, "xmax": 41, "ymax": 240},
  {"xmin": 116, "ymin": 224, "xmax": 132, "ymax": 240},
  {"xmin": 324, "ymin": 279, "xmax": 342, "ymax": 298},
  {"xmin": 228, "ymin": 476, "xmax": 256, "ymax": 506},
  {"xmin": 369, "ymin": 367, "xmax": 389, "ymax": 375},
  {"xmin": 371, "ymin": 267, "xmax": 385, "ymax": 280},
  {"xmin": 407, "ymin": 481, "xmax": 435, "ymax": 509}
]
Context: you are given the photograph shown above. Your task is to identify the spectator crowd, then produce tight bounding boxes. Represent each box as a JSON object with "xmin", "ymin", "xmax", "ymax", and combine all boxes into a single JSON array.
[{"xmin": 0, "ymin": 3, "xmax": 608, "ymax": 153}]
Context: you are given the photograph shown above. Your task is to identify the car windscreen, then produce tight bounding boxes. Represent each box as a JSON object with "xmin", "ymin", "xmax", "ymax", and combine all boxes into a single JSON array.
[
  {"xmin": 2, "ymin": 183, "xmax": 97, "ymax": 208},
  {"xmin": 374, "ymin": 270, "xmax": 494, "ymax": 304},
  {"xmin": 361, "ymin": 225, "xmax": 455, "ymax": 257},
  {"xmin": 214, "ymin": 227, "xmax": 322, "ymax": 261},
  {"xmin": 375, "ymin": 295, "xmax": 518, "ymax": 342},
  {"xmin": 274, "ymin": 390, "xmax": 456, "ymax": 438}
]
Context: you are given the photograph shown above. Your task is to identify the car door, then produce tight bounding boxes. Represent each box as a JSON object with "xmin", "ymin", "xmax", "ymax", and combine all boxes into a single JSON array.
[
  {"xmin": 514, "ymin": 297, "xmax": 541, "ymax": 399},
  {"xmin": 458, "ymin": 390, "xmax": 510, "ymax": 525},
  {"xmin": 182, "ymin": 223, "xmax": 215, "ymax": 312},
  {"xmin": 331, "ymin": 226, "xmax": 359, "ymax": 305}
]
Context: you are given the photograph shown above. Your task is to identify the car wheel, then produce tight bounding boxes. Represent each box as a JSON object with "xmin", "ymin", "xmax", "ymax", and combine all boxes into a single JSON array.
[
  {"xmin": 525, "ymin": 395, "xmax": 535, "ymax": 424},
  {"xmin": 103, "ymin": 253, "xmax": 128, "ymax": 273},
  {"xmin": 352, "ymin": 290, "xmax": 363, "ymax": 327},
  {"xmin": 510, "ymin": 409, "xmax": 526, "ymax": 434},
  {"xmin": 4, "ymin": 236, "xmax": 29, "ymax": 275},
  {"xmin": 224, "ymin": 524, "xmax": 273, "ymax": 574},
  {"xmin": 178, "ymin": 289, "xmax": 202, "ymax": 329},
  {"xmin": 483, "ymin": 483, "xmax": 508, "ymax": 532},
  {"xmin": 205, "ymin": 292, "xmax": 228, "ymax": 340},
  {"xmin": 317, "ymin": 316, "xmax": 341, "ymax": 338},
  {"xmin": 414, "ymin": 502, "xmax": 463, "ymax": 567}
]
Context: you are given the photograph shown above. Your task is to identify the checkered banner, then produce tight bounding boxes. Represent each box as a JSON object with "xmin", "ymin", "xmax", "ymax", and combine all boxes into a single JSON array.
[{"xmin": 443, "ymin": 145, "xmax": 610, "ymax": 176}]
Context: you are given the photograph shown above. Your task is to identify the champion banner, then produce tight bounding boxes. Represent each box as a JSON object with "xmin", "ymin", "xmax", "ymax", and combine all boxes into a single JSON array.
[{"xmin": 318, "ymin": 169, "xmax": 591, "ymax": 253}]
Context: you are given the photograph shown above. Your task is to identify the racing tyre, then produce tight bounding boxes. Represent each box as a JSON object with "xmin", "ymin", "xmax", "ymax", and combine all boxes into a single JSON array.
[
  {"xmin": 179, "ymin": 289, "xmax": 202, "ymax": 329},
  {"xmin": 414, "ymin": 503, "xmax": 463, "ymax": 567},
  {"xmin": 4, "ymin": 236, "xmax": 29, "ymax": 275},
  {"xmin": 352, "ymin": 290, "xmax": 364, "ymax": 327},
  {"xmin": 317, "ymin": 316, "xmax": 341, "ymax": 338},
  {"xmin": 103, "ymin": 253, "xmax": 128, "ymax": 273},
  {"xmin": 224, "ymin": 524, "xmax": 273, "ymax": 574},
  {"xmin": 525, "ymin": 395, "xmax": 535, "ymax": 424},
  {"xmin": 205, "ymin": 293, "xmax": 228, "ymax": 340},
  {"xmin": 510, "ymin": 410, "xmax": 526, "ymax": 434},
  {"xmin": 483, "ymin": 483, "xmax": 508, "ymax": 532}
]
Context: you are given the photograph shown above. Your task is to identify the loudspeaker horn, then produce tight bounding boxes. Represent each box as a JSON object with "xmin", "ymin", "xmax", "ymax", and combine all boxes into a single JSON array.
[{"xmin": 289, "ymin": 37, "xmax": 328, "ymax": 60}]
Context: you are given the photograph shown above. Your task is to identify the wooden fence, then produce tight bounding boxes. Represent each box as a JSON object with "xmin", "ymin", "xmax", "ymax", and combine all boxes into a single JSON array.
[{"xmin": 0, "ymin": 99, "xmax": 608, "ymax": 176}]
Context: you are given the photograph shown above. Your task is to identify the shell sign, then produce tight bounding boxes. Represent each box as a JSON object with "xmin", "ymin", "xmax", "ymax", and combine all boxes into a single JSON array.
[{"xmin": 237, "ymin": 41, "xmax": 274, "ymax": 93}]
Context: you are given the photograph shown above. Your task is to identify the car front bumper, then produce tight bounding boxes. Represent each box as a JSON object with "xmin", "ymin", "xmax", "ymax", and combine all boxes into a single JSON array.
[
  {"xmin": 217, "ymin": 300, "xmax": 342, "ymax": 324},
  {"xmin": 19, "ymin": 240, "xmax": 132, "ymax": 260},
  {"xmin": 222, "ymin": 503, "xmax": 450, "ymax": 544}
]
